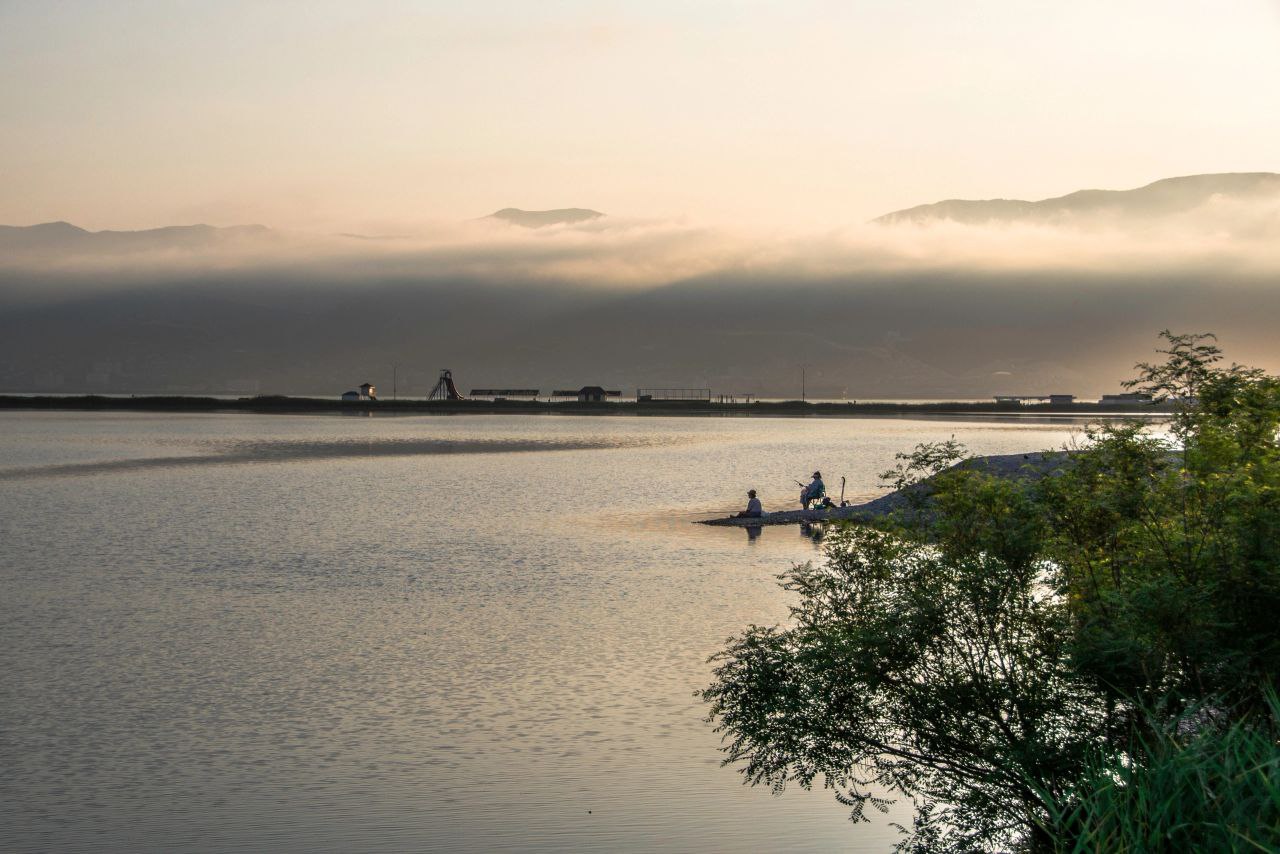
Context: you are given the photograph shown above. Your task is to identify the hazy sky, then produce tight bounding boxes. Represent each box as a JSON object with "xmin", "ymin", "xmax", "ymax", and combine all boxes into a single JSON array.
[{"xmin": 3, "ymin": 0, "xmax": 1279, "ymax": 231}]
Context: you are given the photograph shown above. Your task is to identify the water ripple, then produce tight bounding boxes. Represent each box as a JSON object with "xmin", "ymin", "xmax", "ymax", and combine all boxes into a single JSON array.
[{"xmin": 0, "ymin": 436, "xmax": 679, "ymax": 480}]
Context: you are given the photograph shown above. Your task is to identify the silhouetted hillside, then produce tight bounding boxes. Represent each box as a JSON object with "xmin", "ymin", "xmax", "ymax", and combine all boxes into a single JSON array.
[
  {"xmin": 875, "ymin": 173, "xmax": 1280, "ymax": 225},
  {"xmin": 0, "ymin": 221, "xmax": 274, "ymax": 256},
  {"xmin": 3, "ymin": 261, "xmax": 1277, "ymax": 398}
]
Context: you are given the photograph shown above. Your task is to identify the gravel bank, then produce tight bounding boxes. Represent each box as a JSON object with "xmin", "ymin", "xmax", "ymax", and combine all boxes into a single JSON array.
[{"xmin": 699, "ymin": 452, "xmax": 1072, "ymax": 527}]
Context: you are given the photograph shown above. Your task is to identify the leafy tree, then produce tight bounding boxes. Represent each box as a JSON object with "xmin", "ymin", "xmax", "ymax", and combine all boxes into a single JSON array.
[
  {"xmin": 704, "ymin": 439, "xmax": 1101, "ymax": 850},
  {"xmin": 1043, "ymin": 332, "xmax": 1280, "ymax": 715},
  {"xmin": 703, "ymin": 332, "xmax": 1280, "ymax": 851}
]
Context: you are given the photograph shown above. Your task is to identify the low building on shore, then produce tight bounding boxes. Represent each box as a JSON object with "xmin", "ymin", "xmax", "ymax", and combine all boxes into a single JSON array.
[
  {"xmin": 1098, "ymin": 392, "xmax": 1153, "ymax": 405},
  {"xmin": 340, "ymin": 382, "xmax": 377, "ymax": 402},
  {"xmin": 637, "ymin": 388, "xmax": 712, "ymax": 402},
  {"xmin": 552, "ymin": 386, "xmax": 622, "ymax": 402},
  {"xmin": 993, "ymin": 394, "xmax": 1077, "ymax": 405},
  {"xmin": 469, "ymin": 388, "xmax": 541, "ymax": 401}
]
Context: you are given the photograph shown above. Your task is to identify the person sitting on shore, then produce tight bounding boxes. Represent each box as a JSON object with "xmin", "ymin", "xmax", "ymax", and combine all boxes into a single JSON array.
[
  {"xmin": 801, "ymin": 471, "xmax": 826, "ymax": 509},
  {"xmin": 736, "ymin": 489, "xmax": 763, "ymax": 518}
]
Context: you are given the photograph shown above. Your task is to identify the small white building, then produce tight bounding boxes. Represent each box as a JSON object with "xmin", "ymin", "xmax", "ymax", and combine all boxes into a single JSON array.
[{"xmin": 340, "ymin": 382, "xmax": 377, "ymax": 402}]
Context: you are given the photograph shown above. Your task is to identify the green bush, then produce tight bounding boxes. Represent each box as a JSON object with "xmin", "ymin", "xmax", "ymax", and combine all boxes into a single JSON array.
[{"xmin": 703, "ymin": 333, "xmax": 1280, "ymax": 851}]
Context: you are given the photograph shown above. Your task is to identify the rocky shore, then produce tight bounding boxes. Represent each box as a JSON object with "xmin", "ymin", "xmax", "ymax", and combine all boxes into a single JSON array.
[{"xmin": 700, "ymin": 452, "xmax": 1071, "ymax": 526}]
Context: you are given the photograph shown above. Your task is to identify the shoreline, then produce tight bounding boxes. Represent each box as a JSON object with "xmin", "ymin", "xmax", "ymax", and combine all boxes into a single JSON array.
[
  {"xmin": 0, "ymin": 394, "xmax": 1173, "ymax": 419},
  {"xmin": 701, "ymin": 451, "xmax": 1073, "ymax": 526}
]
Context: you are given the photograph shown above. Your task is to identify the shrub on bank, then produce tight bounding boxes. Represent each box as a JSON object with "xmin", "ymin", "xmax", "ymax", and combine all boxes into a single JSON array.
[{"xmin": 703, "ymin": 333, "xmax": 1280, "ymax": 852}]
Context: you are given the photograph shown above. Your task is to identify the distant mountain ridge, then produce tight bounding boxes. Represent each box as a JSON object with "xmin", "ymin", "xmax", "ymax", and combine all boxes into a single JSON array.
[
  {"xmin": 875, "ymin": 172, "xmax": 1280, "ymax": 225},
  {"xmin": 485, "ymin": 208, "xmax": 604, "ymax": 228},
  {"xmin": 0, "ymin": 221, "xmax": 273, "ymax": 254}
]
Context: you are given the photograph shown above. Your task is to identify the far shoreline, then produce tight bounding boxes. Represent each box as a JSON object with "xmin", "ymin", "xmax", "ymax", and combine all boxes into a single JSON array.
[{"xmin": 0, "ymin": 394, "xmax": 1174, "ymax": 419}]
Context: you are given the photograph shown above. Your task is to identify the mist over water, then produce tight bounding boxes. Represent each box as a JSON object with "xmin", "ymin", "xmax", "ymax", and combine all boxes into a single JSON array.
[
  {"xmin": 0, "ymin": 434, "xmax": 681, "ymax": 481},
  {"xmin": 1, "ymin": 411, "xmax": 1092, "ymax": 852},
  {"xmin": 3, "ymin": 185, "xmax": 1280, "ymax": 399}
]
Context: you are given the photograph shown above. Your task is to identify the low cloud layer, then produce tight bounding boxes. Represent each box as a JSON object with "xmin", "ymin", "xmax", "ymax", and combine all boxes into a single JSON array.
[{"xmin": 3, "ymin": 192, "xmax": 1279, "ymax": 398}]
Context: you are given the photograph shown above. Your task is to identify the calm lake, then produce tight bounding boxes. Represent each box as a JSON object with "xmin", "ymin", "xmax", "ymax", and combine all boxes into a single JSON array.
[{"xmin": 1, "ymin": 411, "xmax": 1094, "ymax": 852}]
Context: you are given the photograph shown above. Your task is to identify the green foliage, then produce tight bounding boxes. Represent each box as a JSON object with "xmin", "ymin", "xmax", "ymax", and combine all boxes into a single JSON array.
[
  {"xmin": 1049, "ymin": 698, "xmax": 1280, "ymax": 853},
  {"xmin": 1125, "ymin": 331, "xmax": 1224, "ymax": 403},
  {"xmin": 880, "ymin": 437, "xmax": 967, "ymax": 494},
  {"xmin": 703, "ymin": 332, "xmax": 1280, "ymax": 851},
  {"xmin": 1042, "ymin": 338, "xmax": 1280, "ymax": 713},
  {"xmin": 704, "ymin": 521, "xmax": 1099, "ymax": 850}
]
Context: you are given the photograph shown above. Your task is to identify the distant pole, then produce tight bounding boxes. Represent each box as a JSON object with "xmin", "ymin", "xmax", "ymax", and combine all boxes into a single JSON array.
[
  {"xmin": 800, "ymin": 364, "xmax": 809, "ymax": 403},
  {"xmin": 393, "ymin": 364, "xmax": 398, "ymax": 401}
]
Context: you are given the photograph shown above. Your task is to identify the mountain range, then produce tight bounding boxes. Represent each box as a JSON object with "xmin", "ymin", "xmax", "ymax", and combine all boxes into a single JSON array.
[
  {"xmin": 0, "ymin": 220, "xmax": 274, "ymax": 254},
  {"xmin": 6, "ymin": 172, "xmax": 1275, "ymax": 255},
  {"xmin": 0, "ymin": 210, "xmax": 608, "ymax": 256},
  {"xmin": 874, "ymin": 172, "xmax": 1280, "ymax": 225}
]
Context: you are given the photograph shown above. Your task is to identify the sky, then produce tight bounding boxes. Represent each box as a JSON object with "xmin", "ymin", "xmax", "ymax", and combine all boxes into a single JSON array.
[
  {"xmin": 3, "ymin": 0, "xmax": 1280, "ymax": 231},
  {"xmin": 3, "ymin": 1, "xmax": 1280, "ymax": 397}
]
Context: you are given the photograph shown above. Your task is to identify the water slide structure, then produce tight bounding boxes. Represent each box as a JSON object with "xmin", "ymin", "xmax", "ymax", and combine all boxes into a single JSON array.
[{"xmin": 428, "ymin": 369, "xmax": 465, "ymax": 401}]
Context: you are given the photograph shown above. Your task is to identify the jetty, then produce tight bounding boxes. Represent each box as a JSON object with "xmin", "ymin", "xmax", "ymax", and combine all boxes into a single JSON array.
[{"xmin": 700, "ymin": 452, "xmax": 1070, "ymax": 526}]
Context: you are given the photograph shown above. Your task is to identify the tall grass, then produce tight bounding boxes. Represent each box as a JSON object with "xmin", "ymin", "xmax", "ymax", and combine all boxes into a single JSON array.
[{"xmin": 1049, "ymin": 702, "xmax": 1280, "ymax": 853}]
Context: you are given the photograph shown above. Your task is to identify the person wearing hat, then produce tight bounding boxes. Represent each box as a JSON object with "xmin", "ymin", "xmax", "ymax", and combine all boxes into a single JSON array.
[
  {"xmin": 736, "ymin": 489, "xmax": 764, "ymax": 518},
  {"xmin": 801, "ymin": 471, "xmax": 826, "ymax": 509}
]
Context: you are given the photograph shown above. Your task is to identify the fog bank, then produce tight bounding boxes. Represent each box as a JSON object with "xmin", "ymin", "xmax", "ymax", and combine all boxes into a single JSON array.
[{"xmin": 3, "ymin": 199, "xmax": 1278, "ymax": 398}]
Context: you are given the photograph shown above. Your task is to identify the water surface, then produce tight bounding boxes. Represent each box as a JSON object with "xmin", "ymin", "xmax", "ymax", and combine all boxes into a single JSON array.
[{"xmin": 0, "ymin": 411, "xmax": 1093, "ymax": 852}]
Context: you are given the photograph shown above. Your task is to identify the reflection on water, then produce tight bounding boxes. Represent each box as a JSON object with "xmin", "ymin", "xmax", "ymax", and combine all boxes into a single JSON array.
[
  {"xmin": 0, "ymin": 435, "xmax": 684, "ymax": 481},
  {"xmin": 799, "ymin": 520, "xmax": 828, "ymax": 543},
  {"xmin": 0, "ymin": 411, "xmax": 1093, "ymax": 852}
]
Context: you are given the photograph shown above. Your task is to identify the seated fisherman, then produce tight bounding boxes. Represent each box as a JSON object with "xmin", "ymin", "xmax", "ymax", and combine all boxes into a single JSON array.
[
  {"xmin": 801, "ymin": 471, "xmax": 826, "ymax": 509},
  {"xmin": 736, "ymin": 489, "xmax": 763, "ymax": 518}
]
